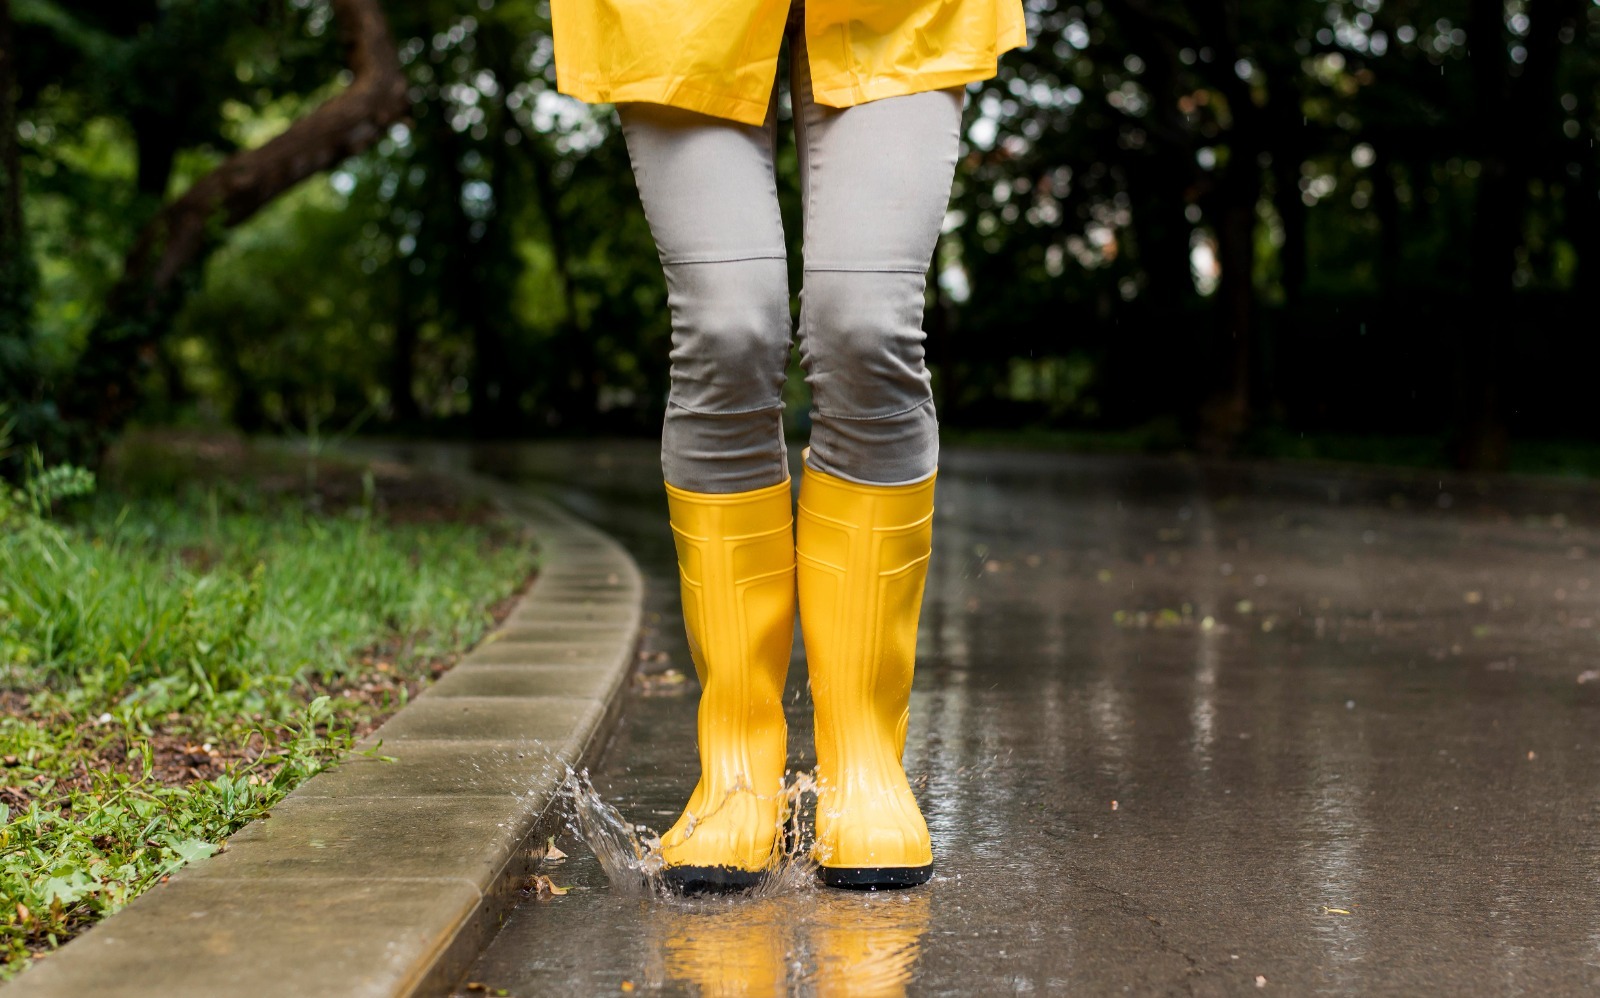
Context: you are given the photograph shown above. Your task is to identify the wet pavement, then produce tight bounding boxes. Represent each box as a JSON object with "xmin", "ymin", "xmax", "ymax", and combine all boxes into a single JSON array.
[{"xmin": 443, "ymin": 442, "xmax": 1600, "ymax": 996}]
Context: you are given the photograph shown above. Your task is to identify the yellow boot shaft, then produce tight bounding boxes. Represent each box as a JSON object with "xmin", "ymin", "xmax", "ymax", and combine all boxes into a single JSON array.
[
  {"xmin": 660, "ymin": 479, "xmax": 796, "ymax": 879},
  {"xmin": 797, "ymin": 467, "xmax": 935, "ymax": 877}
]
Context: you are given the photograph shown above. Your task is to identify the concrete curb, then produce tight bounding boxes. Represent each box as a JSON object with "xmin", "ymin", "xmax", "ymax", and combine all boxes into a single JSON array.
[{"xmin": 6, "ymin": 489, "xmax": 644, "ymax": 998}]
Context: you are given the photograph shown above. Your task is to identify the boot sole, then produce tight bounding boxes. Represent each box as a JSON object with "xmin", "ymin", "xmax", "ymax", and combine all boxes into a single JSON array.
[
  {"xmin": 664, "ymin": 865, "xmax": 765, "ymax": 895},
  {"xmin": 819, "ymin": 864, "xmax": 933, "ymax": 890}
]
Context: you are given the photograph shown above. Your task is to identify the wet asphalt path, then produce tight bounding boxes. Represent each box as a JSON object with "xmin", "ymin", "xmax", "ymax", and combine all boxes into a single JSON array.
[{"xmin": 440, "ymin": 442, "xmax": 1600, "ymax": 996}]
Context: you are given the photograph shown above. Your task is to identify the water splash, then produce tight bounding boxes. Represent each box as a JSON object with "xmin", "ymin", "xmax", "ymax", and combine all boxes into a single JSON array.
[
  {"xmin": 562, "ymin": 769, "xmax": 665, "ymax": 897},
  {"xmin": 560, "ymin": 768, "xmax": 821, "ymax": 899}
]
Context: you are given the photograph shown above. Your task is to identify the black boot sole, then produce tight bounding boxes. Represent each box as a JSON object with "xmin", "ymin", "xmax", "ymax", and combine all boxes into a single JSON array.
[
  {"xmin": 664, "ymin": 865, "xmax": 765, "ymax": 895},
  {"xmin": 819, "ymin": 864, "xmax": 933, "ymax": 890}
]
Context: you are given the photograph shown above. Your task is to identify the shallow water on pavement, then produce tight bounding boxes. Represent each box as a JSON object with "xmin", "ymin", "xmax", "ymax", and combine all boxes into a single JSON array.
[{"xmin": 432, "ymin": 442, "xmax": 1600, "ymax": 996}]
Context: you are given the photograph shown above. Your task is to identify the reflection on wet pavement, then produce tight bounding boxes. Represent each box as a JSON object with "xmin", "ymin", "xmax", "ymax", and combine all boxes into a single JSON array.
[
  {"xmin": 643, "ymin": 891, "xmax": 929, "ymax": 997},
  {"xmin": 431, "ymin": 442, "xmax": 1600, "ymax": 996}
]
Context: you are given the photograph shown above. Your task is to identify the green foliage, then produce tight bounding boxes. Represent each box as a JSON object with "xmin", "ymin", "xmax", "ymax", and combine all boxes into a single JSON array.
[{"xmin": 0, "ymin": 442, "xmax": 534, "ymax": 971}]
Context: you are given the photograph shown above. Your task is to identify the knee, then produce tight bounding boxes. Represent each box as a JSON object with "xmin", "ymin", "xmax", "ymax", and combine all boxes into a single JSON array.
[
  {"xmin": 800, "ymin": 270, "xmax": 932, "ymax": 419},
  {"xmin": 666, "ymin": 259, "xmax": 791, "ymax": 415}
]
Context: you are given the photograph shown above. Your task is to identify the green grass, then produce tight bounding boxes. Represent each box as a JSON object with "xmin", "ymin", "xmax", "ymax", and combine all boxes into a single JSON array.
[{"xmin": 0, "ymin": 436, "xmax": 534, "ymax": 974}]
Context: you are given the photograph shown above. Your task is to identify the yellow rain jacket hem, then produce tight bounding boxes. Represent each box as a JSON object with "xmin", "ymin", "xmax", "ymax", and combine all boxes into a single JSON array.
[
  {"xmin": 552, "ymin": 0, "xmax": 1028, "ymax": 127},
  {"xmin": 808, "ymin": 62, "xmax": 1010, "ymax": 116},
  {"xmin": 562, "ymin": 76, "xmax": 777, "ymax": 126}
]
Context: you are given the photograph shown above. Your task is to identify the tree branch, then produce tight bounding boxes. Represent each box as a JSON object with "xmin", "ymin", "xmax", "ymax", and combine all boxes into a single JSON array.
[
  {"xmin": 60, "ymin": 0, "xmax": 410, "ymax": 447},
  {"xmin": 125, "ymin": 0, "xmax": 409, "ymax": 300}
]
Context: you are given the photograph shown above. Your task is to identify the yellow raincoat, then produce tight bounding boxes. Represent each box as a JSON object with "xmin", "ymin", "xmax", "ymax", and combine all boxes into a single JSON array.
[{"xmin": 551, "ymin": 0, "xmax": 1027, "ymax": 126}]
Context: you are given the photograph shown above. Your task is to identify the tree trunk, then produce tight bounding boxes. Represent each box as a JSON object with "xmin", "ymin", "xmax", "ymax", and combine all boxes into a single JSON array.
[
  {"xmin": 1174, "ymin": 0, "xmax": 1262, "ymax": 456},
  {"xmin": 129, "ymin": 109, "xmax": 182, "ymax": 204},
  {"xmin": 1455, "ymin": 0, "xmax": 1580, "ymax": 470},
  {"xmin": 1265, "ymin": 94, "xmax": 1308, "ymax": 310},
  {"xmin": 0, "ymin": 0, "xmax": 19, "ymax": 261},
  {"xmin": 1200, "ymin": 167, "xmax": 1259, "ymax": 456},
  {"xmin": 521, "ymin": 121, "xmax": 603, "ymax": 426},
  {"xmin": 1109, "ymin": 0, "xmax": 1200, "ymax": 306},
  {"xmin": 1371, "ymin": 147, "xmax": 1403, "ymax": 291},
  {"xmin": 389, "ymin": 263, "xmax": 422, "ymax": 424},
  {"xmin": 0, "ymin": 0, "xmax": 40, "ymax": 454},
  {"xmin": 58, "ymin": 0, "xmax": 409, "ymax": 455}
]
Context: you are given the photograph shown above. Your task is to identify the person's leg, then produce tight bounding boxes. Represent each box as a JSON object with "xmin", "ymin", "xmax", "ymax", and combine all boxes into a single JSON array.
[
  {"xmin": 619, "ymin": 101, "xmax": 792, "ymax": 493},
  {"xmin": 788, "ymin": 29, "xmax": 964, "ymax": 888},
  {"xmin": 618, "ymin": 101, "xmax": 795, "ymax": 891},
  {"xmin": 790, "ymin": 42, "xmax": 961, "ymax": 486}
]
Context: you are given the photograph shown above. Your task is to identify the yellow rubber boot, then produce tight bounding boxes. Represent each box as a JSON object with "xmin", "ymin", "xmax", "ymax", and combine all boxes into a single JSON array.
[
  {"xmin": 660, "ymin": 479, "xmax": 796, "ymax": 893},
  {"xmin": 797, "ymin": 466, "xmax": 935, "ymax": 888}
]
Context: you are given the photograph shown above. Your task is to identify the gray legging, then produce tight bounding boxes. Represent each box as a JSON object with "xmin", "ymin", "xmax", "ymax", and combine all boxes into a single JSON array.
[{"xmin": 618, "ymin": 11, "xmax": 963, "ymax": 493}]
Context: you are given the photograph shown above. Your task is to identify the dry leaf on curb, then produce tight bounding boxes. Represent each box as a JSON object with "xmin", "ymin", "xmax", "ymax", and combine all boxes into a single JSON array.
[
  {"xmin": 544, "ymin": 837, "xmax": 568, "ymax": 862},
  {"xmin": 527, "ymin": 874, "xmax": 569, "ymax": 897},
  {"xmin": 636, "ymin": 668, "xmax": 688, "ymax": 694}
]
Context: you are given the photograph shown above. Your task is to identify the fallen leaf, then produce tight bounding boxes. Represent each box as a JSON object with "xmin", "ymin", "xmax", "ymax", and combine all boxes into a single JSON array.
[
  {"xmin": 544, "ymin": 837, "xmax": 568, "ymax": 862},
  {"xmin": 528, "ymin": 874, "xmax": 569, "ymax": 897},
  {"xmin": 637, "ymin": 668, "xmax": 687, "ymax": 693},
  {"xmin": 1321, "ymin": 906, "xmax": 1351, "ymax": 915}
]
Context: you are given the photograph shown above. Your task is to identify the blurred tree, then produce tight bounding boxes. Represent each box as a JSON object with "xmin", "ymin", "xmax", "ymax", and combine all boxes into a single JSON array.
[
  {"xmin": 1454, "ymin": 0, "xmax": 1585, "ymax": 470},
  {"xmin": 4, "ymin": 0, "xmax": 1594, "ymax": 468},
  {"xmin": 943, "ymin": 0, "xmax": 1596, "ymax": 464},
  {"xmin": 53, "ymin": 0, "xmax": 407, "ymax": 458}
]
